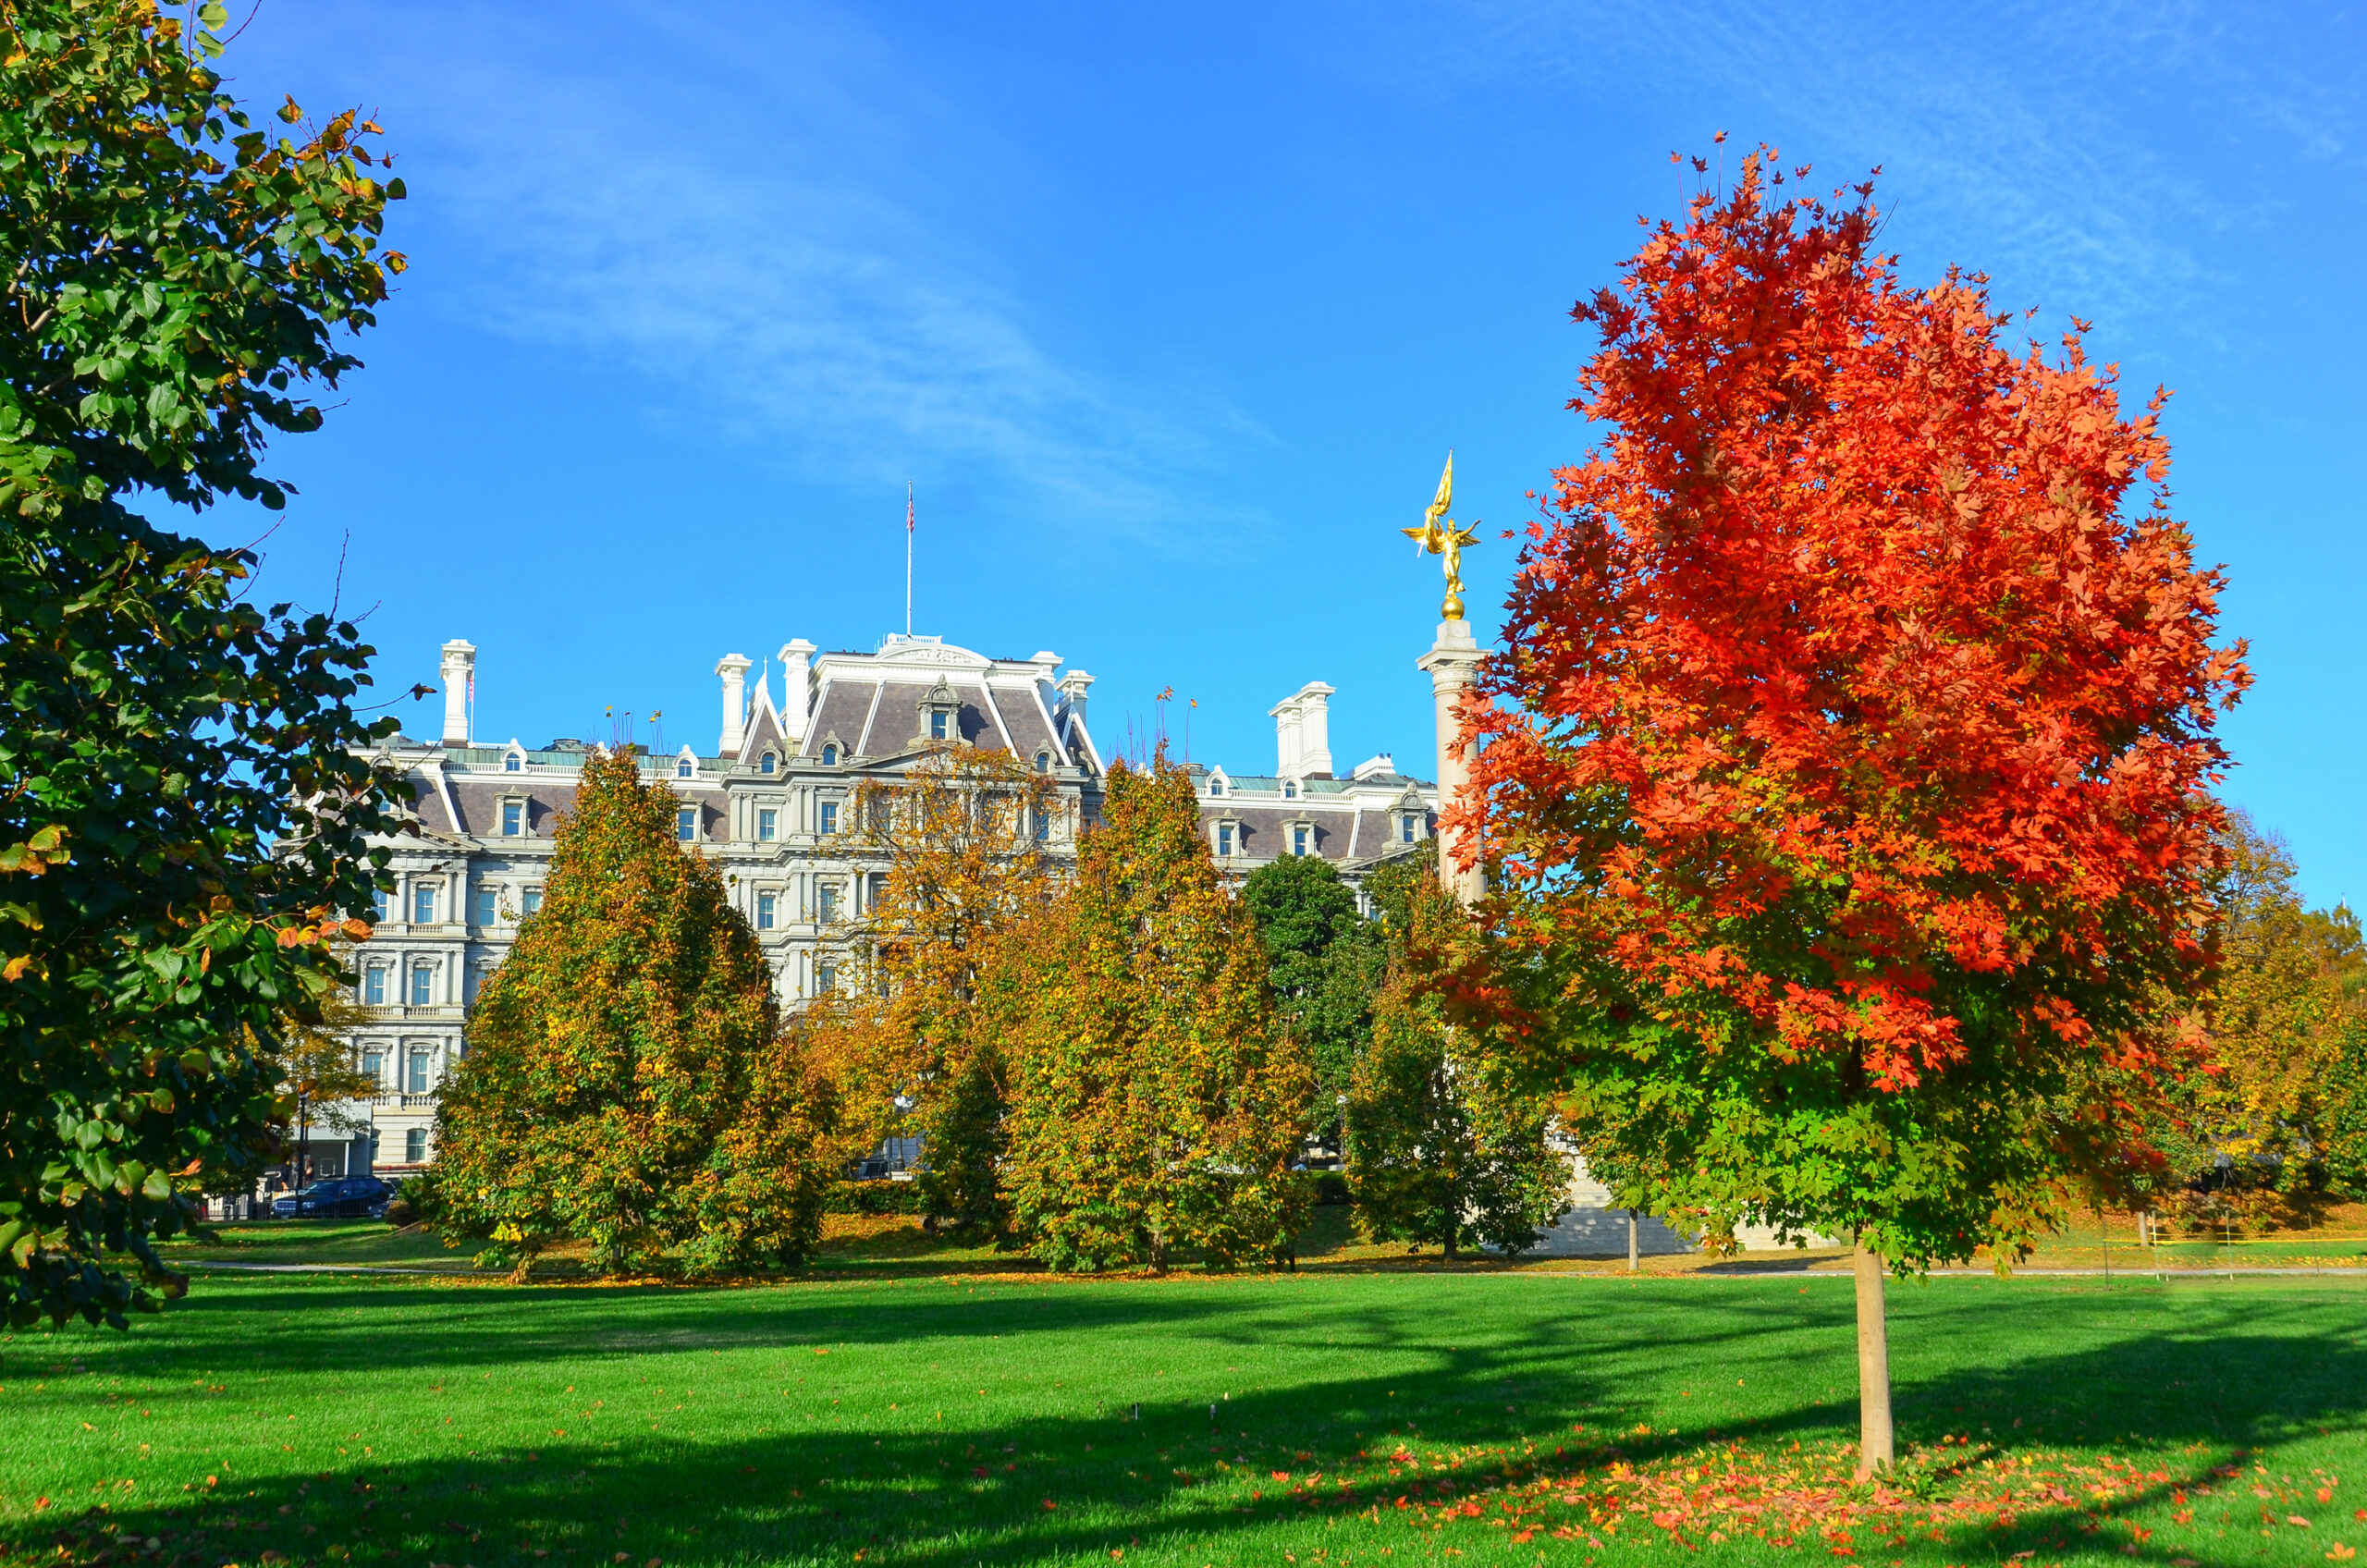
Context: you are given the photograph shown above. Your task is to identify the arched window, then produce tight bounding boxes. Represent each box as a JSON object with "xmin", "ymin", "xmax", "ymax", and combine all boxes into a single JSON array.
[
  {"xmin": 677, "ymin": 756, "xmax": 693, "ymax": 778},
  {"xmin": 1035, "ymin": 751, "xmax": 1051, "ymax": 775},
  {"xmin": 504, "ymin": 752, "xmax": 521, "ymax": 773},
  {"xmin": 1209, "ymin": 778, "xmax": 1224, "ymax": 797},
  {"xmin": 760, "ymin": 752, "xmax": 777, "ymax": 775},
  {"xmin": 1282, "ymin": 779, "xmax": 1298, "ymax": 800},
  {"xmin": 821, "ymin": 742, "xmax": 839, "ymax": 766}
]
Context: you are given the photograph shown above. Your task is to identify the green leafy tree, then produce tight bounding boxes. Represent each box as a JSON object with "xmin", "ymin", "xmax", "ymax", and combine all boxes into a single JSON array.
[
  {"xmin": 2324, "ymin": 1017, "xmax": 2367, "ymax": 1201},
  {"xmin": 0, "ymin": 2, "xmax": 407, "ymax": 1329},
  {"xmin": 433, "ymin": 748, "xmax": 837, "ymax": 1276},
  {"xmin": 989, "ymin": 753, "xmax": 1312, "ymax": 1271},
  {"xmin": 1345, "ymin": 864, "xmax": 1566, "ymax": 1258},
  {"xmin": 1242, "ymin": 853, "xmax": 1384, "ymax": 1104}
]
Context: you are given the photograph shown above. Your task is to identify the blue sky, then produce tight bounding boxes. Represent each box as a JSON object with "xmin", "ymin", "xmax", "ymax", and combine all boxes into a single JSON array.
[{"xmin": 202, "ymin": 2, "xmax": 2366, "ymax": 904}]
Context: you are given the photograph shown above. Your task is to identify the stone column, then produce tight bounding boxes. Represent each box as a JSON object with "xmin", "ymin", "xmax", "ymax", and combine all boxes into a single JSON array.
[{"xmin": 1416, "ymin": 619, "xmax": 1486, "ymax": 906}]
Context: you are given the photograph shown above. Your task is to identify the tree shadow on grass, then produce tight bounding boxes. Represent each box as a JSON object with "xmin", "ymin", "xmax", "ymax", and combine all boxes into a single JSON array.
[{"xmin": 3, "ymin": 1280, "xmax": 2361, "ymax": 1567}]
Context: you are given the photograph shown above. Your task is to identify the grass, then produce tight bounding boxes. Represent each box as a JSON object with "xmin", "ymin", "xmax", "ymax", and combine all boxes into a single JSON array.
[{"xmin": 1, "ymin": 1268, "xmax": 2361, "ymax": 1568}]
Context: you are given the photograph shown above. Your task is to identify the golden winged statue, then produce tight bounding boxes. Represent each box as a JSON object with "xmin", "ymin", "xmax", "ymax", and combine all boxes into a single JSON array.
[{"xmin": 1403, "ymin": 451, "xmax": 1479, "ymax": 619}]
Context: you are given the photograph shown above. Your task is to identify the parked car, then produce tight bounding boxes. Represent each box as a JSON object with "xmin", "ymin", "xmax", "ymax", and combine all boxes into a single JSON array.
[{"xmin": 271, "ymin": 1176, "xmax": 393, "ymax": 1219}]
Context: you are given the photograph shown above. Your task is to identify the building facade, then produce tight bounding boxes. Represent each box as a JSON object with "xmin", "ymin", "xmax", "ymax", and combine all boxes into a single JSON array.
[{"xmin": 330, "ymin": 632, "xmax": 1437, "ymax": 1180}]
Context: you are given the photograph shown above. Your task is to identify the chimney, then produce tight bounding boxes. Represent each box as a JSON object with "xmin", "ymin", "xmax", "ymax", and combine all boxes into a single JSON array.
[
  {"xmin": 1270, "ymin": 694, "xmax": 1301, "ymax": 778},
  {"xmin": 779, "ymin": 639, "xmax": 816, "ymax": 743},
  {"xmin": 1294, "ymin": 681, "xmax": 1335, "ymax": 778},
  {"xmin": 716, "ymin": 653, "xmax": 752, "ymax": 754},
  {"xmin": 1056, "ymin": 669, "xmax": 1094, "ymax": 734},
  {"xmin": 439, "ymin": 640, "xmax": 475, "ymax": 746}
]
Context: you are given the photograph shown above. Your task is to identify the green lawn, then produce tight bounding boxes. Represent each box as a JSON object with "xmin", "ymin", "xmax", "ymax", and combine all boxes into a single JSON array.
[
  {"xmin": 156, "ymin": 1223, "xmax": 489, "ymax": 1271},
  {"xmin": 1, "ymin": 1270, "xmax": 2361, "ymax": 1568}
]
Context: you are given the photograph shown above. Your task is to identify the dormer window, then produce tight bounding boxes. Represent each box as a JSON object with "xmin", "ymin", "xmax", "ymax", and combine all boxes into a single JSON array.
[
  {"xmin": 677, "ymin": 806, "xmax": 698, "ymax": 842},
  {"xmin": 504, "ymin": 752, "xmax": 521, "ymax": 773},
  {"xmin": 1282, "ymin": 779, "xmax": 1298, "ymax": 800},
  {"xmin": 1401, "ymin": 814, "xmax": 1418, "ymax": 844},
  {"xmin": 821, "ymin": 742, "xmax": 839, "ymax": 766},
  {"xmin": 1217, "ymin": 823, "xmax": 1235, "ymax": 857},
  {"xmin": 673, "ymin": 756, "xmax": 692, "ymax": 778},
  {"xmin": 1293, "ymin": 824, "xmax": 1311, "ymax": 856},
  {"xmin": 1209, "ymin": 778, "xmax": 1224, "ymax": 798},
  {"xmin": 760, "ymin": 752, "xmax": 777, "ymax": 775},
  {"xmin": 916, "ymin": 680, "xmax": 962, "ymax": 747},
  {"xmin": 1035, "ymin": 751, "xmax": 1051, "ymax": 775},
  {"xmin": 500, "ymin": 799, "xmax": 524, "ymax": 837}
]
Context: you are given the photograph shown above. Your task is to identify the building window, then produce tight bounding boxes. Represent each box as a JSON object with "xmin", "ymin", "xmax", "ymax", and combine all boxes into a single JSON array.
[
  {"xmin": 405, "ymin": 1128, "xmax": 427, "ymax": 1164},
  {"xmin": 521, "ymin": 887, "xmax": 543, "ymax": 917},
  {"xmin": 816, "ymin": 961, "xmax": 838, "ymax": 994},
  {"xmin": 1209, "ymin": 778, "xmax": 1224, "ymax": 797},
  {"xmin": 504, "ymin": 753, "xmax": 521, "ymax": 773},
  {"xmin": 372, "ymin": 888, "xmax": 390, "ymax": 924},
  {"xmin": 1217, "ymin": 824, "xmax": 1234, "ymax": 857},
  {"xmin": 867, "ymin": 872, "xmax": 888, "ymax": 910},
  {"xmin": 817, "ymin": 884, "xmax": 839, "ymax": 924},
  {"xmin": 1293, "ymin": 825, "xmax": 1310, "ymax": 856},
  {"xmin": 1035, "ymin": 806, "xmax": 1050, "ymax": 843},
  {"xmin": 929, "ymin": 710, "xmax": 949, "ymax": 741},
  {"xmin": 362, "ymin": 1048, "xmax": 384, "ymax": 1084},
  {"xmin": 1283, "ymin": 779, "xmax": 1298, "ymax": 800},
  {"xmin": 760, "ymin": 752, "xmax": 777, "ymax": 775},
  {"xmin": 677, "ymin": 806, "xmax": 698, "ymax": 842},
  {"xmin": 821, "ymin": 742, "xmax": 839, "ymax": 766},
  {"xmin": 1035, "ymin": 751, "xmax": 1050, "ymax": 774},
  {"xmin": 758, "ymin": 807, "xmax": 778, "ymax": 841},
  {"xmin": 756, "ymin": 891, "xmax": 777, "ymax": 931},
  {"xmin": 818, "ymin": 801, "xmax": 838, "ymax": 835},
  {"xmin": 406, "ymin": 1049, "xmax": 431, "ymax": 1095},
  {"xmin": 678, "ymin": 756, "xmax": 693, "ymax": 778},
  {"xmin": 363, "ymin": 966, "xmax": 386, "ymax": 1006},
  {"xmin": 472, "ymin": 886, "xmax": 497, "ymax": 926},
  {"xmin": 411, "ymin": 884, "xmax": 436, "ymax": 925},
  {"xmin": 1401, "ymin": 814, "xmax": 1418, "ymax": 844},
  {"xmin": 502, "ymin": 799, "xmax": 523, "ymax": 836},
  {"xmin": 409, "ymin": 965, "xmax": 435, "ymax": 1007}
]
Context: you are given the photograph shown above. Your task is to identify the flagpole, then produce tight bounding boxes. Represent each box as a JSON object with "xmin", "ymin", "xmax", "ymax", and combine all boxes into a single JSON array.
[{"xmin": 904, "ymin": 483, "xmax": 914, "ymax": 637}]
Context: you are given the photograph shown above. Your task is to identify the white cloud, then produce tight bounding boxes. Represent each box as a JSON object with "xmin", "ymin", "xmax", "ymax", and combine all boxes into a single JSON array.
[{"xmin": 306, "ymin": 2, "xmax": 1271, "ymax": 545}]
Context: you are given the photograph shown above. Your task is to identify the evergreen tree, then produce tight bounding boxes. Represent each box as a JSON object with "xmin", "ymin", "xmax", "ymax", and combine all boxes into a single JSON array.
[
  {"xmin": 433, "ymin": 748, "xmax": 835, "ymax": 1276},
  {"xmin": 990, "ymin": 754, "xmax": 1312, "ymax": 1270},
  {"xmin": 1344, "ymin": 866, "xmax": 1566, "ymax": 1258}
]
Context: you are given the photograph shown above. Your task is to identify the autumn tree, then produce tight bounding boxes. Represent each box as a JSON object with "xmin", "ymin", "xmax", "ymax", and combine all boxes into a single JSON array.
[
  {"xmin": 433, "ymin": 748, "xmax": 836, "ymax": 1276},
  {"xmin": 0, "ymin": 3, "xmax": 407, "ymax": 1329},
  {"xmin": 1470, "ymin": 153, "xmax": 2245, "ymax": 1475},
  {"xmin": 1345, "ymin": 867, "xmax": 1566, "ymax": 1257},
  {"xmin": 803, "ymin": 743, "xmax": 1056, "ymax": 1231},
  {"xmin": 2140, "ymin": 814, "xmax": 2359, "ymax": 1219},
  {"xmin": 1242, "ymin": 853, "xmax": 1385, "ymax": 1105},
  {"xmin": 987, "ymin": 753, "xmax": 1312, "ymax": 1270}
]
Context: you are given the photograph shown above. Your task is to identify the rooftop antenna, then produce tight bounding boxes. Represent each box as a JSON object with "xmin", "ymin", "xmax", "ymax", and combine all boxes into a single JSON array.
[{"xmin": 904, "ymin": 483, "xmax": 914, "ymax": 638}]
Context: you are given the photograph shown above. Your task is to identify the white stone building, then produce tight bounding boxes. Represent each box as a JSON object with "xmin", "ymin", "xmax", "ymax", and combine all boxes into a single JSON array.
[{"xmin": 326, "ymin": 632, "xmax": 1438, "ymax": 1180}]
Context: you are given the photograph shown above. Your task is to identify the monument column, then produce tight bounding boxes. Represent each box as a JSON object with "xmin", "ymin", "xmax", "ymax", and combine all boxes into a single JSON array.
[
  {"xmin": 1401, "ymin": 451, "xmax": 1486, "ymax": 907},
  {"xmin": 1417, "ymin": 620, "xmax": 1486, "ymax": 906}
]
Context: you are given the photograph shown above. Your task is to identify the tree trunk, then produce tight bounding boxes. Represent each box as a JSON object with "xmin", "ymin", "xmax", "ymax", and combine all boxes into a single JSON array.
[
  {"xmin": 1627, "ymin": 1208, "xmax": 1639, "ymax": 1272},
  {"xmin": 1853, "ymin": 1236, "xmax": 1894, "ymax": 1480}
]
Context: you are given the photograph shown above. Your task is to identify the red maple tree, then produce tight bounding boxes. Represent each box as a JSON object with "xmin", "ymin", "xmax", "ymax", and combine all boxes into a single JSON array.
[{"xmin": 1466, "ymin": 151, "xmax": 2246, "ymax": 1472}]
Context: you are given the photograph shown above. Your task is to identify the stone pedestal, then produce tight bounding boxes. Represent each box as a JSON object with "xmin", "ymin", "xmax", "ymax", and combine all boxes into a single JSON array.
[{"xmin": 1416, "ymin": 619, "xmax": 1486, "ymax": 906}]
